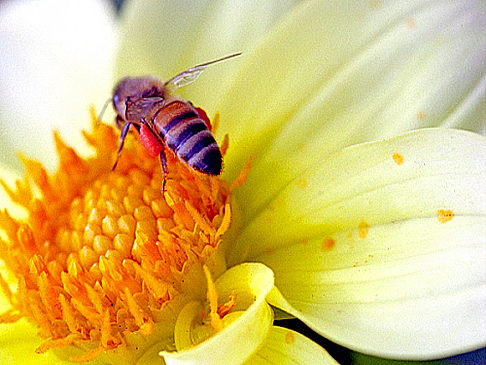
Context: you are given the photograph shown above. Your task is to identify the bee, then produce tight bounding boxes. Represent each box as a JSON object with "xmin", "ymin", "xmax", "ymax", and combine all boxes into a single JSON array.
[{"xmin": 111, "ymin": 53, "xmax": 241, "ymax": 190}]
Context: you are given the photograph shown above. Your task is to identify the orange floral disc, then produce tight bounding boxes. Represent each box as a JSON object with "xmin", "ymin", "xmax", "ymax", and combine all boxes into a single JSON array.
[{"xmin": 0, "ymin": 114, "xmax": 235, "ymax": 363}]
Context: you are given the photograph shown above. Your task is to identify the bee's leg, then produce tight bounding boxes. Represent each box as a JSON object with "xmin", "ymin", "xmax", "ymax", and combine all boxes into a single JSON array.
[
  {"xmin": 112, "ymin": 122, "xmax": 131, "ymax": 171},
  {"xmin": 159, "ymin": 149, "xmax": 168, "ymax": 193},
  {"xmin": 115, "ymin": 115, "xmax": 125, "ymax": 129}
]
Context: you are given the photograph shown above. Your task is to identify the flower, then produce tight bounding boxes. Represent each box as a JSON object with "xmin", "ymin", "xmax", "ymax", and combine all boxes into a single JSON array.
[{"xmin": 1, "ymin": 0, "xmax": 486, "ymax": 364}]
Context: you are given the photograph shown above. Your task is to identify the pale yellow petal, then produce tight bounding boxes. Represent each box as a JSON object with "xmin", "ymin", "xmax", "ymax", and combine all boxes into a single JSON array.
[
  {"xmin": 229, "ymin": 128, "xmax": 486, "ymax": 262},
  {"xmin": 215, "ymin": 0, "xmax": 486, "ymax": 219},
  {"xmin": 0, "ymin": 319, "xmax": 74, "ymax": 364},
  {"xmin": 264, "ymin": 216, "xmax": 486, "ymax": 359},
  {"xmin": 233, "ymin": 128, "xmax": 486, "ymax": 359},
  {"xmin": 245, "ymin": 326, "xmax": 338, "ymax": 365},
  {"xmin": 115, "ymin": 0, "xmax": 299, "ymax": 113}
]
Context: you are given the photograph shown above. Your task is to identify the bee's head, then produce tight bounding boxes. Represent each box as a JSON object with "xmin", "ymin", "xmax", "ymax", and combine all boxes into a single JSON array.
[{"xmin": 112, "ymin": 76, "xmax": 165, "ymax": 122}]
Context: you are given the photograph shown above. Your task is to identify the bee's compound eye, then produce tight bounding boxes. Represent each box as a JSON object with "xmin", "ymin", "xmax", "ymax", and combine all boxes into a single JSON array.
[{"xmin": 112, "ymin": 93, "xmax": 120, "ymax": 106}]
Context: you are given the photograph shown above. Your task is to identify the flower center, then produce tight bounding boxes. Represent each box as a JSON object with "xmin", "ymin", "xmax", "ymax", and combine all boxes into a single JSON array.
[{"xmin": 0, "ymin": 117, "xmax": 237, "ymax": 363}]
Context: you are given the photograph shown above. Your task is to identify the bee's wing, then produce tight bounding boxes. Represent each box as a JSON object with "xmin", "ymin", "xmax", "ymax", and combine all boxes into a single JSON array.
[
  {"xmin": 163, "ymin": 52, "xmax": 242, "ymax": 93},
  {"xmin": 163, "ymin": 65, "xmax": 207, "ymax": 93}
]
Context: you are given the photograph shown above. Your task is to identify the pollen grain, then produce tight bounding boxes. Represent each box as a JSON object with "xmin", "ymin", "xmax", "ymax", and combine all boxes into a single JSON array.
[
  {"xmin": 285, "ymin": 331, "xmax": 296, "ymax": 344},
  {"xmin": 437, "ymin": 209, "xmax": 453, "ymax": 223},
  {"xmin": 321, "ymin": 237, "xmax": 335, "ymax": 251},
  {"xmin": 392, "ymin": 153, "xmax": 404, "ymax": 165},
  {"xmin": 358, "ymin": 220, "xmax": 370, "ymax": 239}
]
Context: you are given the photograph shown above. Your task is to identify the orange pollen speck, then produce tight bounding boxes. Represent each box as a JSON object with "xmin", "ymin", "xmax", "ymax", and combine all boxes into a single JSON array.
[
  {"xmin": 0, "ymin": 116, "xmax": 233, "ymax": 362},
  {"xmin": 284, "ymin": 331, "xmax": 296, "ymax": 344},
  {"xmin": 358, "ymin": 220, "xmax": 370, "ymax": 239},
  {"xmin": 437, "ymin": 209, "xmax": 454, "ymax": 223},
  {"xmin": 392, "ymin": 153, "xmax": 404, "ymax": 165},
  {"xmin": 321, "ymin": 237, "xmax": 335, "ymax": 251}
]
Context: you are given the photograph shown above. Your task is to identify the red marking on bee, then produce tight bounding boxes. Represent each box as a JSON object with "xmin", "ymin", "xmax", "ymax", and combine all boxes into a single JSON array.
[
  {"xmin": 140, "ymin": 123, "xmax": 163, "ymax": 157},
  {"xmin": 195, "ymin": 107, "xmax": 211, "ymax": 130}
]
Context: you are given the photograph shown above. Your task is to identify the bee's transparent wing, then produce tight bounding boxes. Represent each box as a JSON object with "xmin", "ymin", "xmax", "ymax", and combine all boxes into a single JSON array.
[
  {"xmin": 164, "ymin": 65, "xmax": 207, "ymax": 93},
  {"xmin": 163, "ymin": 52, "xmax": 242, "ymax": 93}
]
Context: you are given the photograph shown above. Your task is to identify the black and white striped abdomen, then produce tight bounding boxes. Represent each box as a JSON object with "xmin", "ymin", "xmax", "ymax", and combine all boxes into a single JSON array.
[{"xmin": 153, "ymin": 103, "xmax": 222, "ymax": 175}]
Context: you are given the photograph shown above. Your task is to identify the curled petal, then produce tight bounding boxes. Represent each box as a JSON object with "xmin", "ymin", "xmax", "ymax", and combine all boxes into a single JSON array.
[
  {"xmin": 159, "ymin": 263, "xmax": 275, "ymax": 365},
  {"xmin": 246, "ymin": 326, "xmax": 338, "ymax": 365}
]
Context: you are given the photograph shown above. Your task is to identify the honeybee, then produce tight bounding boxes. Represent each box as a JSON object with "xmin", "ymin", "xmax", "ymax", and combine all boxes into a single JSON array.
[{"xmin": 111, "ymin": 53, "xmax": 241, "ymax": 190}]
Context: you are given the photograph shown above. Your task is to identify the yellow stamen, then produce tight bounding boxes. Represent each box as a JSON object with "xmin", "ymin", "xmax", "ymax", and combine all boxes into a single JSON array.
[
  {"xmin": 203, "ymin": 265, "xmax": 224, "ymax": 332},
  {"xmin": 35, "ymin": 333, "xmax": 79, "ymax": 354},
  {"xmin": 0, "ymin": 310, "xmax": 21, "ymax": 323},
  {"xmin": 215, "ymin": 204, "xmax": 232, "ymax": 242},
  {"xmin": 0, "ymin": 112, "xmax": 234, "ymax": 362}
]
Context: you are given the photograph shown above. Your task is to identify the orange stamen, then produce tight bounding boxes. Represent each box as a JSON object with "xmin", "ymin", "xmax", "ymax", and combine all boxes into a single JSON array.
[
  {"xmin": 217, "ymin": 292, "xmax": 237, "ymax": 318},
  {"xmin": 0, "ymin": 116, "xmax": 236, "ymax": 362},
  {"xmin": 220, "ymin": 134, "xmax": 229, "ymax": 156},
  {"xmin": 230, "ymin": 156, "xmax": 252, "ymax": 191}
]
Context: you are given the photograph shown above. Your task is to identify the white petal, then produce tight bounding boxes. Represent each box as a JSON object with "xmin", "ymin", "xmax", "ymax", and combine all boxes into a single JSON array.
[
  {"xmin": 116, "ymin": 0, "xmax": 300, "ymax": 113},
  {"xmin": 0, "ymin": 0, "xmax": 117, "ymax": 171},
  {"xmin": 246, "ymin": 326, "xmax": 338, "ymax": 365},
  {"xmin": 233, "ymin": 128, "xmax": 486, "ymax": 359},
  {"xmin": 215, "ymin": 0, "xmax": 486, "ymax": 219},
  {"xmin": 264, "ymin": 216, "xmax": 486, "ymax": 360},
  {"xmin": 229, "ymin": 129, "xmax": 486, "ymax": 262}
]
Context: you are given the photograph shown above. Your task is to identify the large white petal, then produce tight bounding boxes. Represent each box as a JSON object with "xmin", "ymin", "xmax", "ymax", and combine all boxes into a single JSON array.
[
  {"xmin": 232, "ymin": 128, "xmax": 486, "ymax": 359},
  {"xmin": 264, "ymin": 216, "xmax": 486, "ymax": 360},
  {"xmin": 115, "ymin": 0, "xmax": 300, "ymax": 113},
  {"xmin": 215, "ymin": 0, "xmax": 486, "ymax": 219},
  {"xmin": 0, "ymin": 0, "xmax": 117, "ymax": 171},
  {"xmin": 230, "ymin": 129, "xmax": 486, "ymax": 261}
]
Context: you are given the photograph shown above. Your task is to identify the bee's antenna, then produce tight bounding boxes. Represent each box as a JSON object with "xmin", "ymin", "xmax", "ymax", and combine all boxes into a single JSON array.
[
  {"xmin": 97, "ymin": 98, "xmax": 112, "ymax": 123},
  {"xmin": 193, "ymin": 52, "xmax": 242, "ymax": 69}
]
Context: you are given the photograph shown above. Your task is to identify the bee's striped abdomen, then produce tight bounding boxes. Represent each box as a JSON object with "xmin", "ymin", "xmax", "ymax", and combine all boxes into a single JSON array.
[{"xmin": 153, "ymin": 101, "xmax": 222, "ymax": 175}]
